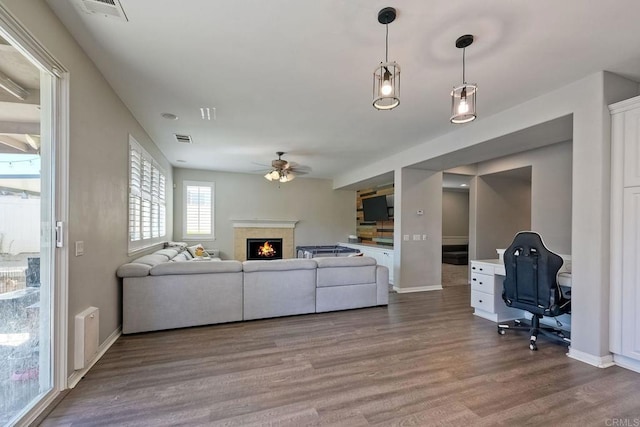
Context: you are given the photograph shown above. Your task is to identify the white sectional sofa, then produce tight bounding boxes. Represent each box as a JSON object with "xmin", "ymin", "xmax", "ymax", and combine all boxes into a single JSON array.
[{"xmin": 116, "ymin": 248, "xmax": 389, "ymax": 334}]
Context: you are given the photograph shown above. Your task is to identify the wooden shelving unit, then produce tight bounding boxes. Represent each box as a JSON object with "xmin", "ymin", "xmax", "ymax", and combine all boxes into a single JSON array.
[{"xmin": 356, "ymin": 184, "xmax": 394, "ymax": 247}]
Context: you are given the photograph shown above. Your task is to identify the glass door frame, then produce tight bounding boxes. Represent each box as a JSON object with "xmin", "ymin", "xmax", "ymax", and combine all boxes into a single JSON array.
[{"xmin": 0, "ymin": 5, "xmax": 69, "ymax": 426}]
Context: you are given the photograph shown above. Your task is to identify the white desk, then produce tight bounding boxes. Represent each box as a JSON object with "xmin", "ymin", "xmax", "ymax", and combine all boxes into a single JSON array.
[{"xmin": 469, "ymin": 258, "xmax": 572, "ymax": 328}]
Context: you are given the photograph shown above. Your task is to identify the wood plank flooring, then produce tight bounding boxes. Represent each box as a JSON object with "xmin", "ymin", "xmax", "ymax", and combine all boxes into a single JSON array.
[{"xmin": 40, "ymin": 286, "xmax": 640, "ymax": 426}]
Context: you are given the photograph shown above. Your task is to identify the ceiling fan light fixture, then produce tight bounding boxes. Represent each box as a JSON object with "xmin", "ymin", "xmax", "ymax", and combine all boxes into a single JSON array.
[
  {"xmin": 373, "ymin": 7, "xmax": 400, "ymax": 111},
  {"xmin": 263, "ymin": 152, "xmax": 299, "ymax": 183},
  {"xmin": 450, "ymin": 34, "xmax": 477, "ymax": 124}
]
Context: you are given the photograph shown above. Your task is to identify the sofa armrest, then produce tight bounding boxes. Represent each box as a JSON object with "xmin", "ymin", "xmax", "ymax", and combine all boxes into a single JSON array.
[
  {"xmin": 116, "ymin": 263, "xmax": 152, "ymax": 278},
  {"xmin": 376, "ymin": 265, "xmax": 389, "ymax": 305}
]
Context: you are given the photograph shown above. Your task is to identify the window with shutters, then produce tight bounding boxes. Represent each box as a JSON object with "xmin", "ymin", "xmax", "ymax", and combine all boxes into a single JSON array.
[
  {"xmin": 182, "ymin": 181, "xmax": 214, "ymax": 239},
  {"xmin": 129, "ymin": 136, "xmax": 166, "ymax": 252}
]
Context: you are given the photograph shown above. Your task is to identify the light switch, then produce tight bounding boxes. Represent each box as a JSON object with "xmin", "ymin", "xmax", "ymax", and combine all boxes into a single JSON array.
[
  {"xmin": 422, "ymin": 234, "xmax": 428, "ymax": 240},
  {"xmin": 403, "ymin": 235, "xmax": 409, "ymax": 241},
  {"xmin": 75, "ymin": 241, "xmax": 84, "ymax": 256},
  {"xmin": 413, "ymin": 234, "xmax": 421, "ymax": 241}
]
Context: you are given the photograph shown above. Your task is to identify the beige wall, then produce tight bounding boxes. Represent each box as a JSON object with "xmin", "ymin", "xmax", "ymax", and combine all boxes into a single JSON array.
[
  {"xmin": 442, "ymin": 190, "xmax": 469, "ymax": 238},
  {"xmin": 475, "ymin": 173, "xmax": 532, "ymax": 259},
  {"xmin": 3, "ymin": 0, "xmax": 173, "ymax": 375},
  {"xmin": 173, "ymin": 168, "xmax": 356, "ymax": 259},
  {"xmin": 395, "ymin": 168, "xmax": 442, "ymax": 289}
]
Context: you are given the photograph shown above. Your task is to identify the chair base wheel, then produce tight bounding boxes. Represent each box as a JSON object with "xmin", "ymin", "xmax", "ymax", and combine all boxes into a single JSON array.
[{"xmin": 529, "ymin": 341, "xmax": 538, "ymax": 351}]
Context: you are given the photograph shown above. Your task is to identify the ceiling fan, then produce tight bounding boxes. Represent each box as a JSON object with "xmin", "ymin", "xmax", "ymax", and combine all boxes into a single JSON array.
[{"xmin": 262, "ymin": 152, "xmax": 309, "ymax": 183}]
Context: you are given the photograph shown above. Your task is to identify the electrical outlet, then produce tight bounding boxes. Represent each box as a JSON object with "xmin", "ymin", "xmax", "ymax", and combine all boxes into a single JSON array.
[
  {"xmin": 403, "ymin": 235, "xmax": 409, "ymax": 241},
  {"xmin": 422, "ymin": 234, "xmax": 428, "ymax": 240},
  {"xmin": 413, "ymin": 234, "xmax": 421, "ymax": 241}
]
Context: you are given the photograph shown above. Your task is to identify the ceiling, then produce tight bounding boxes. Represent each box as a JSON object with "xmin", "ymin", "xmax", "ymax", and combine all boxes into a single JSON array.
[{"xmin": 45, "ymin": 0, "xmax": 640, "ymax": 180}]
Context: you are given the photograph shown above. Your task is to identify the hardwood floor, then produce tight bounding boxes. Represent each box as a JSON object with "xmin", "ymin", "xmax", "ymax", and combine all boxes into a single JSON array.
[{"xmin": 41, "ymin": 287, "xmax": 640, "ymax": 426}]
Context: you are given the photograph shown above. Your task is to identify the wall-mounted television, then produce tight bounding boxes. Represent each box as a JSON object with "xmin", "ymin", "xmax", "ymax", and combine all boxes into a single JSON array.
[{"xmin": 362, "ymin": 195, "xmax": 389, "ymax": 221}]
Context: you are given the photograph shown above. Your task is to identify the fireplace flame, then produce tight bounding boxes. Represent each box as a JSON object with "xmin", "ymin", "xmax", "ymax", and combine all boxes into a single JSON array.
[{"xmin": 258, "ymin": 241, "xmax": 276, "ymax": 257}]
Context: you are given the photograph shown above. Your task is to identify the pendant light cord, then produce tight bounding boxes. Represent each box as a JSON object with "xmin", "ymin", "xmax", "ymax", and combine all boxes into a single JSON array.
[
  {"xmin": 385, "ymin": 23, "xmax": 389, "ymax": 63},
  {"xmin": 462, "ymin": 47, "xmax": 466, "ymax": 84}
]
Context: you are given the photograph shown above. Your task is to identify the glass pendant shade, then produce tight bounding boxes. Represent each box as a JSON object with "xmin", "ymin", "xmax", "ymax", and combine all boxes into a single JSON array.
[
  {"xmin": 450, "ymin": 83, "xmax": 477, "ymax": 123},
  {"xmin": 372, "ymin": 7, "xmax": 400, "ymax": 111},
  {"xmin": 451, "ymin": 34, "xmax": 477, "ymax": 124},
  {"xmin": 373, "ymin": 62, "xmax": 400, "ymax": 110}
]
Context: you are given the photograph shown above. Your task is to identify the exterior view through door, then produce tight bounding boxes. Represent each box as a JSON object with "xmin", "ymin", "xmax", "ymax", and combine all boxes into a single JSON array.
[{"xmin": 0, "ymin": 26, "xmax": 56, "ymax": 425}]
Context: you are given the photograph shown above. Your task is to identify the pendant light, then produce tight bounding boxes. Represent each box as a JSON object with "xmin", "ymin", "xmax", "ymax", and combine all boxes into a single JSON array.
[
  {"xmin": 450, "ymin": 34, "xmax": 477, "ymax": 124},
  {"xmin": 373, "ymin": 7, "xmax": 400, "ymax": 110}
]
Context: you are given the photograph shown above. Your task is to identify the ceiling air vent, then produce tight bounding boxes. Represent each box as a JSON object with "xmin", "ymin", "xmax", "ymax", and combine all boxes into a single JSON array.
[
  {"xmin": 174, "ymin": 134, "xmax": 193, "ymax": 144},
  {"xmin": 76, "ymin": 0, "xmax": 129, "ymax": 22}
]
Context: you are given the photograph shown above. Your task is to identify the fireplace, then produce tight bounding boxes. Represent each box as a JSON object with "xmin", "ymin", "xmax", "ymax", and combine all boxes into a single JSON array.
[{"xmin": 246, "ymin": 238, "xmax": 283, "ymax": 261}]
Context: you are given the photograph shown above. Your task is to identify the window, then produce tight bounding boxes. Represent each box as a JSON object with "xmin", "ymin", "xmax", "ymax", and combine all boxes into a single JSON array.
[
  {"xmin": 129, "ymin": 136, "xmax": 166, "ymax": 252},
  {"xmin": 183, "ymin": 181, "xmax": 214, "ymax": 239}
]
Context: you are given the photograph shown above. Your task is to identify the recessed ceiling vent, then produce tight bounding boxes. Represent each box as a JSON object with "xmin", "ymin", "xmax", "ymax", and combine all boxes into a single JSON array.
[
  {"xmin": 76, "ymin": 0, "xmax": 129, "ymax": 22},
  {"xmin": 174, "ymin": 134, "xmax": 193, "ymax": 144}
]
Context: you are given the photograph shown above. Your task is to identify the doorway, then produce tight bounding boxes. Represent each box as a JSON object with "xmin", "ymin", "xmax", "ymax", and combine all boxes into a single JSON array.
[{"xmin": 442, "ymin": 173, "xmax": 470, "ymax": 287}]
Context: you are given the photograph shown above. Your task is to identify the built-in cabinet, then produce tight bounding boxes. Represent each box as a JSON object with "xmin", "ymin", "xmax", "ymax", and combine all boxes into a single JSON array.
[
  {"xmin": 610, "ymin": 95, "xmax": 640, "ymax": 372},
  {"xmin": 469, "ymin": 260, "xmax": 523, "ymax": 322},
  {"xmin": 339, "ymin": 243, "xmax": 394, "ymax": 285}
]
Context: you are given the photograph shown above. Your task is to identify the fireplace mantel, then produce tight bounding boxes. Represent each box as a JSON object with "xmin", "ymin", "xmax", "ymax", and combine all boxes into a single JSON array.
[{"xmin": 231, "ymin": 219, "xmax": 298, "ymax": 229}]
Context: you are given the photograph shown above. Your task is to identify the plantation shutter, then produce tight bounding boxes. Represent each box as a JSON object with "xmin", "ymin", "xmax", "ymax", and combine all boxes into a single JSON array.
[
  {"xmin": 183, "ymin": 181, "xmax": 214, "ymax": 239},
  {"xmin": 128, "ymin": 136, "xmax": 167, "ymax": 252}
]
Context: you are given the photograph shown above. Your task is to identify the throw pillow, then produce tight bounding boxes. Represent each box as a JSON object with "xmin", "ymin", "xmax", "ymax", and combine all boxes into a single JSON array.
[
  {"xmin": 165, "ymin": 241, "xmax": 188, "ymax": 251},
  {"xmin": 187, "ymin": 244, "xmax": 210, "ymax": 258}
]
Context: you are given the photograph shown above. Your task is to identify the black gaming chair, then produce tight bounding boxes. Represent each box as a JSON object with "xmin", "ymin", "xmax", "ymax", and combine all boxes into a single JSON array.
[{"xmin": 498, "ymin": 231, "xmax": 571, "ymax": 350}]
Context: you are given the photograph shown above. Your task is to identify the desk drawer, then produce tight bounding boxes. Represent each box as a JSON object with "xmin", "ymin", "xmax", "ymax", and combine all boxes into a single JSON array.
[
  {"xmin": 470, "ymin": 272, "xmax": 493, "ymax": 294},
  {"xmin": 471, "ymin": 290, "xmax": 495, "ymax": 313},
  {"xmin": 470, "ymin": 263, "xmax": 494, "ymax": 275}
]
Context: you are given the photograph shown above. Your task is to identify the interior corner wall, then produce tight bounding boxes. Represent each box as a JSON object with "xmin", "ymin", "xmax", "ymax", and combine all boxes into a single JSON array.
[
  {"xmin": 473, "ymin": 141, "xmax": 572, "ymax": 255},
  {"xmin": 442, "ymin": 190, "xmax": 469, "ymax": 238},
  {"xmin": 173, "ymin": 168, "xmax": 356, "ymax": 259},
  {"xmin": 397, "ymin": 168, "xmax": 442, "ymax": 290},
  {"xmin": 3, "ymin": 0, "xmax": 174, "ymax": 377},
  {"xmin": 475, "ymin": 175, "xmax": 531, "ymax": 259}
]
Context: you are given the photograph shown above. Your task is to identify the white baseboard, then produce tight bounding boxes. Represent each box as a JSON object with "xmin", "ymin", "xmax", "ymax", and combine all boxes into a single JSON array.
[
  {"xmin": 613, "ymin": 354, "xmax": 640, "ymax": 373},
  {"xmin": 393, "ymin": 285, "xmax": 443, "ymax": 293},
  {"xmin": 67, "ymin": 326, "xmax": 121, "ymax": 388},
  {"xmin": 567, "ymin": 347, "xmax": 615, "ymax": 368}
]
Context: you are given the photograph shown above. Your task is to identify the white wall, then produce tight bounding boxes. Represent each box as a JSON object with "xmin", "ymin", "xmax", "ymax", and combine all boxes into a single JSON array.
[
  {"xmin": 3, "ymin": 0, "xmax": 174, "ymax": 376},
  {"xmin": 442, "ymin": 190, "xmax": 469, "ymax": 238},
  {"xmin": 173, "ymin": 168, "xmax": 356, "ymax": 259}
]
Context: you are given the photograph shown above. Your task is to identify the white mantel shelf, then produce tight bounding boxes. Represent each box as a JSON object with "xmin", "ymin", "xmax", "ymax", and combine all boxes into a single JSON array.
[{"xmin": 231, "ymin": 219, "xmax": 298, "ymax": 229}]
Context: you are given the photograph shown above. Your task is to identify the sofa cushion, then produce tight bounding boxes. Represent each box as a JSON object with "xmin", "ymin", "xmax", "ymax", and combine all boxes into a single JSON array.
[
  {"xmin": 132, "ymin": 254, "xmax": 170, "ymax": 266},
  {"xmin": 242, "ymin": 259, "xmax": 317, "ymax": 272},
  {"xmin": 150, "ymin": 260, "xmax": 242, "ymax": 276},
  {"xmin": 172, "ymin": 252, "xmax": 191, "ymax": 262},
  {"xmin": 155, "ymin": 248, "xmax": 180, "ymax": 259},
  {"xmin": 316, "ymin": 256, "xmax": 377, "ymax": 287}
]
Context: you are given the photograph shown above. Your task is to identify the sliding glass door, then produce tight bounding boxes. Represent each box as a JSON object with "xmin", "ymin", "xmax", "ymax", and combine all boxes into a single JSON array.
[{"xmin": 0, "ymin": 27, "xmax": 57, "ymax": 426}]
